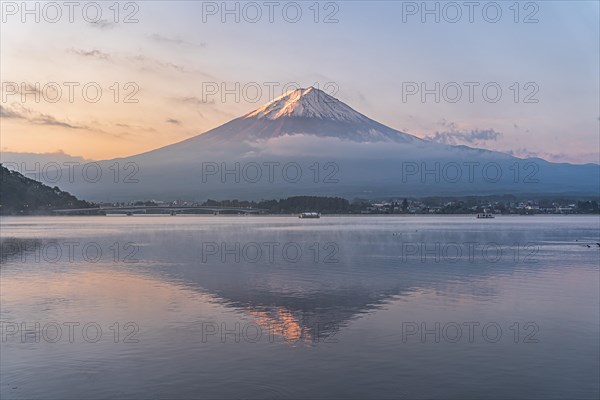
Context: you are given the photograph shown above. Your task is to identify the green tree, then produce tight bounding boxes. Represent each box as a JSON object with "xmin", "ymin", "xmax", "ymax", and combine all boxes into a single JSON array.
[{"xmin": 402, "ymin": 198, "xmax": 409, "ymax": 213}]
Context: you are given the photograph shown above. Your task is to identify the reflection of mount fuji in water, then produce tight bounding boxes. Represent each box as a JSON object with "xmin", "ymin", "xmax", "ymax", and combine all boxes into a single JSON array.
[
  {"xmin": 4, "ymin": 218, "xmax": 592, "ymax": 342},
  {"xmin": 123, "ymin": 220, "xmax": 552, "ymax": 341},
  {"xmin": 15, "ymin": 87, "xmax": 599, "ymax": 201}
]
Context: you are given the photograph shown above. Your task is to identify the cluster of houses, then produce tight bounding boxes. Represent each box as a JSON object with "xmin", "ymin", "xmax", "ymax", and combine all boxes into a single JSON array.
[
  {"xmin": 97, "ymin": 198, "xmax": 595, "ymax": 215},
  {"xmin": 364, "ymin": 200, "xmax": 586, "ymax": 215}
]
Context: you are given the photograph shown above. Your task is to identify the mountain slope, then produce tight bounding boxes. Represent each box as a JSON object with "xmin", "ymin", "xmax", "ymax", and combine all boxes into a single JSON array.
[{"xmin": 0, "ymin": 165, "xmax": 93, "ymax": 214}]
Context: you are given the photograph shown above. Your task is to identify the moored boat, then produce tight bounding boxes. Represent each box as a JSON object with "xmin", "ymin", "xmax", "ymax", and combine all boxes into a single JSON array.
[
  {"xmin": 476, "ymin": 213, "xmax": 495, "ymax": 219},
  {"xmin": 299, "ymin": 212, "xmax": 321, "ymax": 219}
]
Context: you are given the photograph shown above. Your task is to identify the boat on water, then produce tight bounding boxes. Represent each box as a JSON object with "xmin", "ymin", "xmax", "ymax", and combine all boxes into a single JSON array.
[
  {"xmin": 476, "ymin": 213, "xmax": 495, "ymax": 219},
  {"xmin": 299, "ymin": 212, "xmax": 321, "ymax": 219}
]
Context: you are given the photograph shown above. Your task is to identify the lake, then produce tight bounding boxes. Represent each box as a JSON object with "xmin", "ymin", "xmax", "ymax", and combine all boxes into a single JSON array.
[{"xmin": 1, "ymin": 215, "xmax": 599, "ymax": 399}]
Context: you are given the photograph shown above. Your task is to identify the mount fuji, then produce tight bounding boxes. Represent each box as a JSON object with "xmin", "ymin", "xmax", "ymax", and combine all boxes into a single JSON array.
[
  {"xmin": 19, "ymin": 87, "xmax": 600, "ymax": 201},
  {"xmin": 137, "ymin": 87, "xmax": 423, "ymax": 158}
]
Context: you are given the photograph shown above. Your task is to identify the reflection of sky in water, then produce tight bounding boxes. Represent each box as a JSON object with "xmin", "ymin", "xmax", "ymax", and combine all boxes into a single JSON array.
[{"xmin": 1, "ymin": 215, "xmax": 598, "ymax": 399}]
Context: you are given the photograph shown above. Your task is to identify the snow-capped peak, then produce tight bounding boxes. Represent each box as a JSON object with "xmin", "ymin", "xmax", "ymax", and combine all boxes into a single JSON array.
[{"xmin": 242, "ymin": 87, "xmax": 369, "ymax": 123}]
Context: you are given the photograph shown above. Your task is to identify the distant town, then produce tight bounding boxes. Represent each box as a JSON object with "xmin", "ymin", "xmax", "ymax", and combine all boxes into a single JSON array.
[{"xmin": 97, "ymin": 196, "xmax": 599, "ymax": 215}]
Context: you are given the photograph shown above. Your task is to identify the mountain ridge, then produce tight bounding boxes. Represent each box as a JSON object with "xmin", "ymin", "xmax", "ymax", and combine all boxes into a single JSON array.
[{"xmin": 0, "ymin": 164, "xmax": 93, "ymax": 214}]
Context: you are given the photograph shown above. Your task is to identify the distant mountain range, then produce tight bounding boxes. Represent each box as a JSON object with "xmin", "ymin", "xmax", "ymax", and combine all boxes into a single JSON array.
[{"xmin": 3, "ymin": 87, "xmax": 599, "ymax": 201}]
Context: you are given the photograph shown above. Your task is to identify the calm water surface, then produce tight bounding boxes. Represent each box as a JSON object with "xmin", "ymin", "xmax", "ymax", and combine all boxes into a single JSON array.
[{"xmin": 1, "ymin": 215, "xmax": 599, "ymax": 399}]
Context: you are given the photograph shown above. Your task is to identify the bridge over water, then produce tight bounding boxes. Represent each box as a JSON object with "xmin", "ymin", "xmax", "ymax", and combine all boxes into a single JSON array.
[{"xmin": 52, "ymin": 206, "xmax": 268, "ymax": 215}]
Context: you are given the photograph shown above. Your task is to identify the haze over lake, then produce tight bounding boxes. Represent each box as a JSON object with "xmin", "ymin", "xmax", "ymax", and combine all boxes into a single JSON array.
[{"xmin": 1, "ymin": 215, "xmax": 598, "ymax": 399}]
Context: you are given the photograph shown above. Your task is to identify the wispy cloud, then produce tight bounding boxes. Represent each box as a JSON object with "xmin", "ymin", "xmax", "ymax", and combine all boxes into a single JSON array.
[
  {"xmin": 0, "ymin": 105, "xmax": 24, "ymax": 119},
  {"xmin": 0, "ymin": 104, "xmax": 118, "ymax": 136},
  {"xmin": 67, "ymin": 48, "xmax": 112, "ymax": 60},
  {"xmin": 88, "ymin": 19, "xmax": 117, "ymax": 30},
  {"xmin": 67, "ymin": 47, "xmax": 186, "ymax": 73},
  {"xmin": 129, "ymin": 54, "xmax": 189, "ymax": 73},
  {"xmin": 113, "ymin": 122, "xmax": 157, "ymax": 133},
  {"xmin": 33, "ymin": 115, "xmax": 82, "ymax": 129},
  {"xmin": 171, "ymin": 96, "xmax": 237, "ymax": 120},
  {"xmin": 173, "ymin": 96, "xmax": 215, "ymax": 105},
  {"xmin": 0, "ymin": 82, "xmax": 43, "ymax": 97},
  {"xmin": 426, "ymin": 121, "xmax": 502, "ymax": 146},
  {"xmin": 66, "ymin": 48, "xmax": 216, "ymax": 80},
  {"xmin": 427, "ymin": 129, "xmax": 502, "ymax": 145},
  {"xmin": 1, "ymin": 104, "xmax": 84, "ymax": 129},
  {"xmin": 166, "ymin": 118, "xmax": 182, "ymax": 125},
  {"xmin": 148, "ymin": 33, "xmax": 206, "ymax": 48}
]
